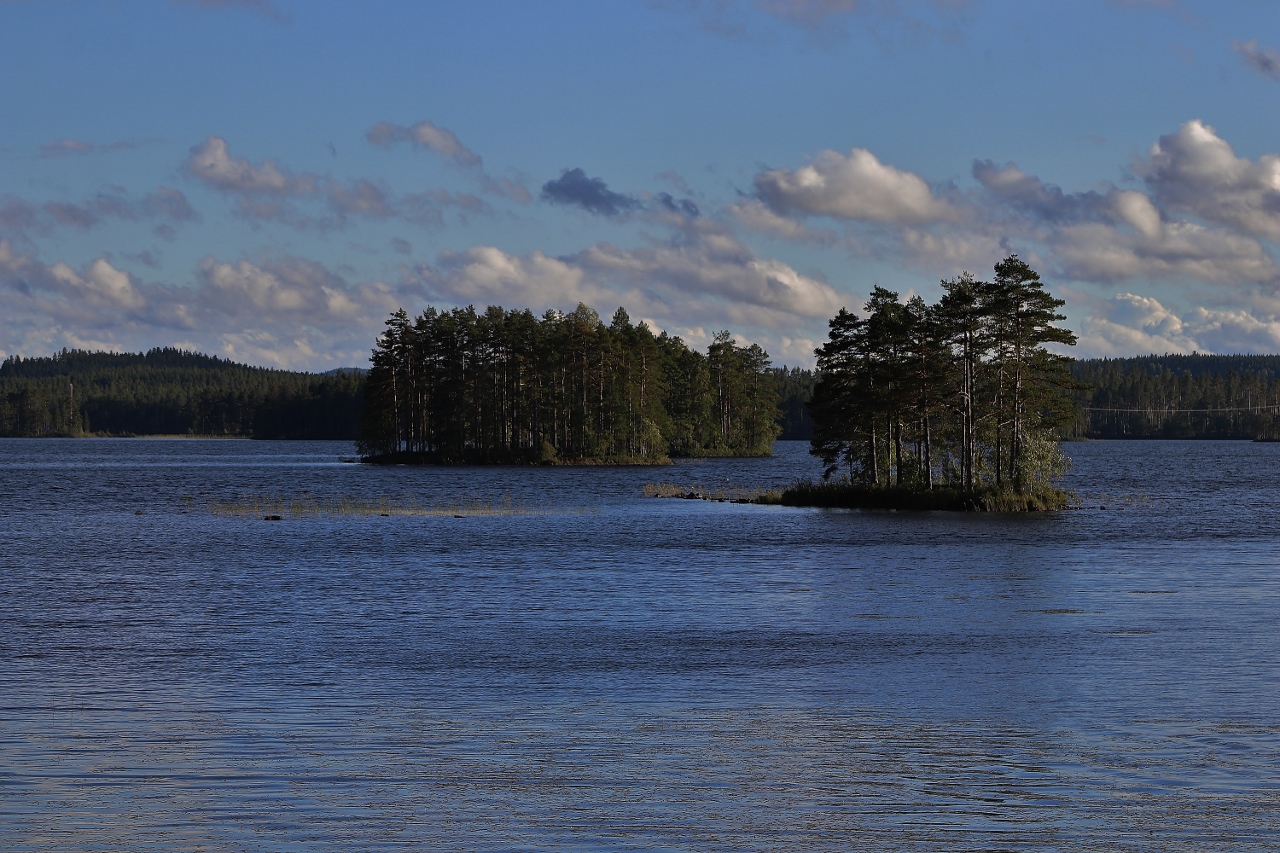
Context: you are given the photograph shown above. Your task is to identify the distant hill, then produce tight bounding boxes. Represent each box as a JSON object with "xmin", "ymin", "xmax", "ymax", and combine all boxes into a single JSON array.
[
  {"xmin": 1070, "ymin": 354, "xmax": 1280, "ymax": 439},
  {"xmin": 0, "ymin": 348, "xmax": 364, "ymax": 439}
]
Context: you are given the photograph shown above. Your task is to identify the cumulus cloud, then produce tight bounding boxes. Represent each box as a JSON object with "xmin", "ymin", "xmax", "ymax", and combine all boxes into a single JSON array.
[
  {"xmin": 730, "ymin": 197, "xmax": 838, "ymax": 244},
  {"xmin": 0, "ymin": 240, "xmax": 402, "ymax": 370},
  {"xmin": 196, "ymin": 256, "xmax": 372, "ymax": 320},
  {"xmin": 366, "ymin": 120, "xmax": 481, "ymax": 167},
  {"xmin": 976, "ymin": 160, "xmax": 1173, "ymax": 243},
  {"xmin": 655, "ymin": 192, "xmax": 700, "ymax": 218},
  {"xmin": 1233, "ymin": 39, "xmax": 1280, "ymax": 80},
  {"xmin": 968, "ymin": 129, "xmax": 1280, "ymax": 289},
  {"xmin": 0, "ymin": 239, "xmax": 183, "ymax": 332},
  {"xmin": 191, "ymin": 256, "xmax": 401, "ymax": 367},
  {"xmin": 143, "ymin": 186, "xmax": 200, "ymax": 223},
  {"xmin": 541, "ymin": 168, "xmax": 643, "ymax": 217},
  {"xmin": 740, "ymin": 124, "xmax": 1280, "ymax": 296},
  {"xmin": 0, "ymin": 187, "xmax": 198, "ymax": 238},
  {"xmin": 1136, "ymin": 119, "xmax": 1280, "ymax": 239},
  {"xmin": 754, "ymin": 148, "xmax": 956, "ymax": 224},
  {"xmin": 185, "ymin": 136, "xmax": 315, "ymax": 196},
  {"xmin": 183, "ymin": 135, "xmax": 485, "ymax": 228},
  {"xmin": 406, "ymin": 218, "xmax": 843, "ymax": 337},
  {"xmin": 366, "ymin": 119, "xmax": 531, "ymax": 202},
  {"xmin": 1051, "ymin": 219, "xmax": 1276, "ymax": 286},
  {"xmin": 51, "ymin": 257, "xmax": 147, "ymax": 310},
  {"xmin": 972, "ymin": 160, "xmax": 1112, "ymax": 224},
  {"xmin": 1079, "ymin": 292, "xmax": 1280, "ymax": 357}
]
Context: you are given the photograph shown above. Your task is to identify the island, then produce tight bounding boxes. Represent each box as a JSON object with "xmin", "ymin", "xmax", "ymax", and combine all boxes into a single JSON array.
[{"xmin": 356, "ymin": 303, "xmax": 780, "ymax": 464}]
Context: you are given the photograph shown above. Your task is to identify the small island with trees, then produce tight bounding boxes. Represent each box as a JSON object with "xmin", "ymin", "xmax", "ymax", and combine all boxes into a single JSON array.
[{"xmin": 781, "ymin": 254, "xmax": 1080, "ymax": 511}]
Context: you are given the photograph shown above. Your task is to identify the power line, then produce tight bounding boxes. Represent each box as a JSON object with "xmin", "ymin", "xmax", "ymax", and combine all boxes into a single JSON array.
[{"xmin": 1083, "ymin": 404, "xmax": 1280, "ymax": 414}]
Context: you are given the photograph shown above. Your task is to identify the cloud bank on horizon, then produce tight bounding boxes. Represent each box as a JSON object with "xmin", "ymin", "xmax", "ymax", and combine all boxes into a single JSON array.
[{"xmin": 2, "ymin": 0, "xmax": 1279, "ymax": 369}]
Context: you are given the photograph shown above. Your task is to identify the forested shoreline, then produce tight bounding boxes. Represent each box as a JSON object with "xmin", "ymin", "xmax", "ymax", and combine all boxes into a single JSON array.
[
  {"xmin": 357, "ymin": 304, "xmax": 780, "ymax": 463},
  {"xmin": 7, "ymin": 340, "xmax": 1280, "ymax": 445},
  {"xmin": 0, "ymin": 349, "xmax": 363, "ymax": 439},
  {"xmin": 1068, "ymin": 354, "xmax": 1280, "ymax": 439}
]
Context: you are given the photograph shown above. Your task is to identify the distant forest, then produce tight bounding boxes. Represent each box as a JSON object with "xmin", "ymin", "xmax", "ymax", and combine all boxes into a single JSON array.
[
  {"xmin": 1068, "ymin": 354, "xmax": 1280, "ymax": 439},
  {"xmin": 5, "ymin": 346, "xmax": 1280, "ymax": 443},
  {"xmin": 358, "ymin": 304, "xmax": 781, "ymax": 463},
  {"xmin": 0, "ymin": 348, "xmax": 363, "ymax": 439}
]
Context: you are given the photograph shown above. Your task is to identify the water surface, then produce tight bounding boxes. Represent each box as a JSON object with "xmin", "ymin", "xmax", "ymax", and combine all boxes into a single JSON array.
[{"xmin": 1, "ymin": 439, "xmax": 1277, "ymax": 851}]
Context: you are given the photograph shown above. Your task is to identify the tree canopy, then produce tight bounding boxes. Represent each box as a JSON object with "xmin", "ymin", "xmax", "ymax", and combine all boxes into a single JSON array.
[
  {"xmin": 357, "ymin": 303, "xmax": 781, "ymax": 463},
  {"xmin": 808, "ymin": 255, "xmax": 1079, "ymax": 494}
]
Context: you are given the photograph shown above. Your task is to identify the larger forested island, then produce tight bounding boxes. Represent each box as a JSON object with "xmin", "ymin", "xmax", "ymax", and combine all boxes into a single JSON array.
[{"xmin": 357, "ymin": 304, "xmax": 780, "ymax": 463}]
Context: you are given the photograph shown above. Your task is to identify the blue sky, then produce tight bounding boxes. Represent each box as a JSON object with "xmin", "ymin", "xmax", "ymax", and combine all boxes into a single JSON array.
[{"xmin": 2, "ymin": 0, "xmax": 1279, "ymax": 369}]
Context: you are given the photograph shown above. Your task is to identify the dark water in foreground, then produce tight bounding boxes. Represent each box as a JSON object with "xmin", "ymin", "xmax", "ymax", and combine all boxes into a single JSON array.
[{"xmin": 1, "ymin": 439, "xmax": 1277, "ymax": 852}]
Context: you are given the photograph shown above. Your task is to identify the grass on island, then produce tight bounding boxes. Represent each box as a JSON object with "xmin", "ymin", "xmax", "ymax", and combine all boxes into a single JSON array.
[
  {"xmin": 767, "ymin": 479, "xmax": 1076, "ymax": 512},
  {"xmin": 206, "ymin": 493, "xmax": 591, "ymax": 519},
  {"xmin": 646, "ymin": 479, "xmax": 1075, "ymax": 511}
]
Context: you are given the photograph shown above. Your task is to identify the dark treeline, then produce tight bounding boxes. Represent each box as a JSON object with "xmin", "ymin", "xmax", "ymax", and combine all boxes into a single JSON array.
[
  {"xmin": 358, "ymin": 303, "xmax": 780, "ymax": 463},
  {"xmin": 0, "ymin": 349, "xmax": 363, "ymax": 438},
  {"xmin": 1070, "ymin": 354, "xmax": 1280, "ymax": 439},
  {"xmin": 773, "ymin": 366, "xmax": 816, "ymax": 440},
  {"xmin": 809, "ymin": 256, "xmax": 1078, "ymax": 497}
]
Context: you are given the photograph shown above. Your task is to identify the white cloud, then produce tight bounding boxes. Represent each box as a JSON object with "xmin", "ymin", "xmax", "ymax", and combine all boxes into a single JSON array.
[
  {"xmin": 183, "ymin": 136, "xmax": 490, "ymax": 228},
  {"xmin": 366, "ymin": 120, "xmax": 531, "ymax": 203},
  {"xmin": 729, "ymin": 197, "xmax": 838, "ymax": 244},
  {"xmin": 0, "ymin": 241, "xmax": 403, "ymax": 370},
  {"xmin": 1079, "ymin": 291, "xmax": 1280, "ymax": 356},
  {"xmin": 50, "ymin": 258, "xmax": 146, "ymax": 310},
  {"xmin": 0, "ymin": 187, "xmax": 198, "ymax": 239},
  {"xmin": 408, "ymin": 220, "xmax": 844, "ymax": 339},
  {"xmin": 366, "ymin": 120, "xmax": 482, "ymax": 168},
  {"xmin": 184, "ymin": 136, "xmax": 313, "ymax": 195},
  {"xmin": 1079, "ymin": 292, "xmax": 1201, "ymax": 355},
  {"xmin": 1051, "ymin": 219, "xmax": 1276, "ymax": 285},
  {"xmin": 754, "ymin": 147, "xmax": 957, "ymax": 224},
  {"xmin": 196, "ymin": 256, "xmax": 399, "ymax": 325},
  {"xmin": 1137, "ymin": 119, "xmax": 1280, "ymax": 240}
]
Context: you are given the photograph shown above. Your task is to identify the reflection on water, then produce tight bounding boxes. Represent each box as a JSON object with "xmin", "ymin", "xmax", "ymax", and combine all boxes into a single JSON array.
[{"xmin": 1, "ymin": 439, "xmax": 1278, "ymax": 850}]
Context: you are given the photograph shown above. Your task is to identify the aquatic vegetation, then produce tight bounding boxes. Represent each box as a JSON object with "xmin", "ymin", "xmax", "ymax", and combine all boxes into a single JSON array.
[
  {"xmin": 206, "ymin": 492, "xmax": 588, "ymax": 518},
  {"xmin": 643, "ymin": 481, "xmax": 780, "ymax": 503},
  {"xmin": 770, "ymin": 479, "xmax": 1076, "ymax": 511}
]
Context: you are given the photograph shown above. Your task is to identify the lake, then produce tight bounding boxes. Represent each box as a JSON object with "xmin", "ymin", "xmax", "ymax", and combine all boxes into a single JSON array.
[{"xmin": 1, "ymin": 438, "xmax": 1277, "ymax": 851}]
